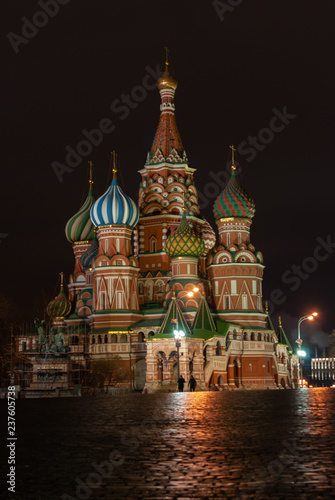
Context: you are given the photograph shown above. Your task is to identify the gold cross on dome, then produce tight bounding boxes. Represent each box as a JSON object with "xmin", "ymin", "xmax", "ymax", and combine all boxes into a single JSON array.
[
  {"xmin": 164, "ymin": 46, "xmax": 169, "ymax": 68},
  {"xmin": 229, "ymin": 145, "xmax": 236, "ymax": 171},
  {"xmin": 111, "ymin": 151, "xmax": 118, "ymax": 179},
  {"xmin": 60, "ymin": 272, "xmax": 64, "ymax": 290},
  {"xmin": 88, "ymin": 161, "xmax": 94, "ymax": 185}
]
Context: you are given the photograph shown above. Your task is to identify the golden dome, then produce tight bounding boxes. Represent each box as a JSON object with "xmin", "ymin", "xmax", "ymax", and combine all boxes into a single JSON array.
[{"xmin": 157, "ymin": 63, "xmax": 178, "ymax": 91}]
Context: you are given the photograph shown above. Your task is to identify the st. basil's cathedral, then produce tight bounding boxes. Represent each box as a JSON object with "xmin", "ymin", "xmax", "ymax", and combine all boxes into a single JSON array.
[{"xmin": 15, "ymin": 55, "xmax": 299, "ymax": 394}]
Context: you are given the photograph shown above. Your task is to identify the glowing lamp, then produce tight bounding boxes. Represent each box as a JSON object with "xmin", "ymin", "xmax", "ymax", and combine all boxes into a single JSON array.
[
  {"xmin": 173, "ymin": 330, "xmax": 185, "ymax": 340},
  {"xmin": 297, "ymin": 349, "xmax": 306, "ymax": 357}
]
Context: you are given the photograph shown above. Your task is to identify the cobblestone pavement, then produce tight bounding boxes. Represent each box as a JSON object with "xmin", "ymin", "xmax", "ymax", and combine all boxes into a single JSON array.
[{"xmin": 2, "ymin": 388, "xmax": 335, "ymax": 499}]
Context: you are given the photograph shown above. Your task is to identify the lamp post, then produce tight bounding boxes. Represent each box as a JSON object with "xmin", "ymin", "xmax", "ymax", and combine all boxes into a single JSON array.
[
  {"xmin": 296, "ymin": 312, "xmax": 318, "ymax": 387},
  {"xmin": 173, "ymin": 329, "xmax": 185, "ymax": 382}
]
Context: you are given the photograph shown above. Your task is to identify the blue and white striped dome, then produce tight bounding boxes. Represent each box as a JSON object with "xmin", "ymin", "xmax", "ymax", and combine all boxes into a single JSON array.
[{"xmin": 90, "ymin": 178, "xmax": 139, "ymax": 227}]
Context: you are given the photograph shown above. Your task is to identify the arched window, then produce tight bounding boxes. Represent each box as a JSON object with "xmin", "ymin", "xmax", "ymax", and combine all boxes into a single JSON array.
[
  {"xmin": 242, "ymin": 294, "xmax": 247, "ymax": 309},
  {"xmin": 92, "ymin": 336, "xmax": 96, "ymax": 344},
  {"xmin": 139, "ymin": 283, "xmax": 144, "ymax": 295},
  {"xmin": 146, "ymin": 281, "xmax": 154, "ymax": 301},
  {"xmin": 104, "ymin": 334, "xmax": 108, "ymax": 344},
  {"xmin": 138, "ymin": 332, "xmax": 145, "ymax": 342},
  {"xmin": 98, "ymin": 335, "xmax": 102, "ymax": 344},
  {"xmin": 120, "ymin": 334, "xmax": 127, "ymax": 343},
  {"xmin": 101, "ymin": 292, "xmax": 106, "ymax": 310},
  {"xmin": 238, "ymin": 232, "xmax": 242, "ymax": 244},
  {"xmin": 225, "ymin": 297, "xmax": 229, "ymax": 310},
  {"xmin": 71, "ymin": 336, "xmax": 79, "ymax": 346},
  {"xmin": 111, "ymin": 334, "xmax": 117, "ymax": 343},
  {"xmin": 216, "ymin": 341, "xmax": 221, "ymax": 356},
  {"xmin": 151, "ymin": 239, "xmax": 157, "ymax": 253},
  {"xmin": 227, "ymin": 233, "xmax": 230, "ymax": 246}
]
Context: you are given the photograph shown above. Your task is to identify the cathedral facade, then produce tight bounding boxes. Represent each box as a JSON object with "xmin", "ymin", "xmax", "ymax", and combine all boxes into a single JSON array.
[{"xmin": 15, "ymin": 57, "xmax": 299, "ymax": 393}]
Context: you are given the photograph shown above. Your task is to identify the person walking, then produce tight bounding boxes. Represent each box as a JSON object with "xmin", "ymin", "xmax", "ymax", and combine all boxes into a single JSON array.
[
  {"xmin": 178, "ymin": 375, "xmax": 185, "ymax": 392},
  {"xmin": 189, "ymin": 375, "xmax": 197, "ymax": 392}
]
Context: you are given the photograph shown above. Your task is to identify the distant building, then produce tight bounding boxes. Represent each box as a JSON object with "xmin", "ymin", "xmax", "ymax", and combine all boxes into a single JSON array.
[
  {"xmin": 311, "ymin": 358, "xmax": 335, "ymax": 387},
  {"xmin": 13, "ymin": 55, "xmax": 299, "ymax": 395},
  {"xmin": 327, "ymin": 330, "xmax": 335, "ymax": 358}
]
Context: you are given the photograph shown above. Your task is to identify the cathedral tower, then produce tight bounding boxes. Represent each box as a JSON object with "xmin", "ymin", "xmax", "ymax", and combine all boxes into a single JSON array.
[
  {"xmin": 90, "ymin": 153, "xmax": 141, "ymax": 330},
  {"xmin": 208, "ymin": 146, "xmax": 266, "ymax": 327},
  {"xmin": 136, "ymin": 49, "xmax": 213, "ymax": 307}
]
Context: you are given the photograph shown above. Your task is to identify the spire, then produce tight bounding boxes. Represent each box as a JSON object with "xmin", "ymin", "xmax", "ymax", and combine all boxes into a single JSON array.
[
  {"xmin": 88, "ymin": 160, "xmax": 94, "ymax": 189},
  {"xmin": 111, "ymin": 151, "xmax": 117, "ymax": 180},
  {"xmin": 229, "ymin": 145, "xmax": 237, "ymax": 172},
  {"xmin": 192, "ymin": 297, "xmax": 217, "ymax": 332},
  {"xmin": 158, "ymin": 297, "xmax": 192, "ymax": 337},
  {"xmin": 60, "ymin": 271, "xmax": 64, "ymax": 291},
  {"xmin": 148, "ymin": 48, "xmax": 186, "ymax": 165},
  {"xmin": 277, "ymin": 319, "xmax": 293, "ymax": 353}
]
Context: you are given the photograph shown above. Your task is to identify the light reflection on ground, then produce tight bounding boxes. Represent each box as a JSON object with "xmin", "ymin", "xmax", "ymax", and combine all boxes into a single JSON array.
[{"xmin": 5, "ymin": 388, "xmax": 335, "ymax": 499}]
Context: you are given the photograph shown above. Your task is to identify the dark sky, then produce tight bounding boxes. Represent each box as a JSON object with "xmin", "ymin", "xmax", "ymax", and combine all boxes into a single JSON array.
[{"xmin": 1, "ymin": 0, "xmax": 334, "ymax": 343}]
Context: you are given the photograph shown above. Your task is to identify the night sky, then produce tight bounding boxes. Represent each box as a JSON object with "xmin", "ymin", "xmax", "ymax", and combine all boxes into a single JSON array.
[{"xmin": 1, "ymin": 1, "xmax": 334, "ymax": 347}]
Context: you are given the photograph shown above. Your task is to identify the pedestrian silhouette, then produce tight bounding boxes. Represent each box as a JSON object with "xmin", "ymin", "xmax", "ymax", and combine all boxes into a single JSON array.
[
  {"xmin": 178, "ymin": 375, "xmax": 185, "ymax": 392},
  {"xmin": 189, "ymin": 375, "xmax": 197, "ymax": 392}
]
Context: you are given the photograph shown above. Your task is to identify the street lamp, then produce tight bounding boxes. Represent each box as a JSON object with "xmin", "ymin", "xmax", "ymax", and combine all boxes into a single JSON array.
[
  {"xmin": 173, "ymin": 330, "xmax": 185, "ymax": 382},
  {"xmin": 296, "ymin": 312, "xmax": 318, "ymax": 387}
]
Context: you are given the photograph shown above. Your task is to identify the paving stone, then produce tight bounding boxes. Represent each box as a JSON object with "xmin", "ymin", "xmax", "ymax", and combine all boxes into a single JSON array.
[{"xmin": 2, "ymin": 389, "xmax": 335, "ymax": 499}]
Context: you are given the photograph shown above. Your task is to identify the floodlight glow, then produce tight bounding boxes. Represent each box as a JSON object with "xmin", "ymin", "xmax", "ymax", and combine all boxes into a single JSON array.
[
  {"xmin": 312, "ymin": 312, "xmax": 318, "ymax": 317},
  {"xmin": 187, "ymin": 292, "xmax": 194, "ymax": 297},
  {"xmin": 297, "ymin": 349, "xmax": 306, "ymax": 357},
  {"xmin": 173, "ymin": 330, "xmax": 185, "ymax": 340},
  {"xmin": 307, "ymin": 315, "xmax": 314, "ymax": 320}
]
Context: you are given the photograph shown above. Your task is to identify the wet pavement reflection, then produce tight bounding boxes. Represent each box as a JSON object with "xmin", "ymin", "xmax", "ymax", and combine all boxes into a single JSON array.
[{"xmin": 4, "ymin": 388, "xmax": 335, "ymax": 499}]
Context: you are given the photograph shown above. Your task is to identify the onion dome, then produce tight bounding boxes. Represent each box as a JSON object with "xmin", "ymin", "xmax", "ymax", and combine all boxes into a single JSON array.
[
  {"xmin": 65, "ymin": 164, "xmax": 94, "ymax": 243},
  {"xmin": 165, "ymin": 213, "xmax": 205, "ymax": 258},
  {"xmin": 157, "ymin": 53, "xmax": 178, "ymax": 91},
  {"xmin": 90, "ymin": 154, "xmax": 139, "ymax": 228},
  {"xmin": 46, "ymin": 273, "xmax": 71, "ymax": 319},
  {"xmin": 213, "ymin": 169, "xmax": 255, "ymax": 220},
  {"xmin": 81, "ymin": 233, "xmax": 99, "ymax": 269},
  {"xmin": 201, "ymin": 220, "xmax": 216, "ymax": 254}
]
